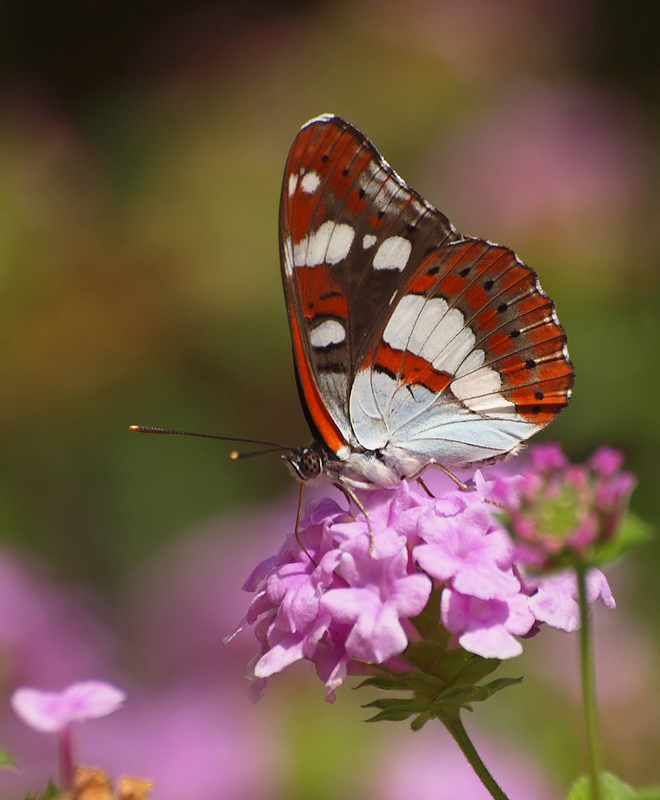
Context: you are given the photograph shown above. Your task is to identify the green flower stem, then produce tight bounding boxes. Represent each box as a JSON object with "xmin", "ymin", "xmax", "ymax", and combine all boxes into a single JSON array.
[
  {"xmin": 441, "ymin": 712, "xmax": 511, "ymax": 800},
  {"xmin": 577, "ymin": 564, "xmax": 603, "ymax": 800}
]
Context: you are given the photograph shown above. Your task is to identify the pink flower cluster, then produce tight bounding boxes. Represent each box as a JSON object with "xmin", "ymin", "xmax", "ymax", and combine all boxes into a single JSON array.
[
  {"xmin": 500, "ymin": 443, "xmax": 636, "ymax": 570},
  {"xmin": 242, "ymin": 465, "xmax": 615, "ymax": 702}
]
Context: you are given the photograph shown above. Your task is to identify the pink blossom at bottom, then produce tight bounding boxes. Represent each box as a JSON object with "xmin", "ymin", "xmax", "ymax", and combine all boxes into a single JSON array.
[{"xmin": 11, "ymin": 681, "xmax": 126, "ymax": 734}]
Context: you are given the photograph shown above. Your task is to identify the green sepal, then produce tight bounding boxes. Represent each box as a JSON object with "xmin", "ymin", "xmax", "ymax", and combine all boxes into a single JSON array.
[{"xmin": 360, "ymin": 652, "xmax": 521, "ymax": 728}]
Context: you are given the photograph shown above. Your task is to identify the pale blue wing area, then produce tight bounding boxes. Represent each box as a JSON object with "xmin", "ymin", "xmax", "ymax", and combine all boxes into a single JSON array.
[{"xmin": 349, "ymin": 367, "xmax": 538, "ymax": 470}]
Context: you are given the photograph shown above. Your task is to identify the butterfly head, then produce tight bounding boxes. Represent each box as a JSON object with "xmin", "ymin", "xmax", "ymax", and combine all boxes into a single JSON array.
[{"xmin": 282, "ymin": 445, "xmax": 326, "ymax": 483}]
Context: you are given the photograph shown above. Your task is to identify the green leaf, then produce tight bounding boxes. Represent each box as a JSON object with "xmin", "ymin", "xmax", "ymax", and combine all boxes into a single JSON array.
[
  {"xmin": 483, "ymin": 676, "xmax": 523, "ymax": 695},
  {"xmin": 0, "ymin": 748, "xmax": 17, "ymax": 770},
  {"xmin": 593, "ymin": 513, "xmax": 654, "ymax": 566},
  {"xmin": 364, "ymin": 708, "xmax": 416, "ymax": 723},
  {"xmin": 567, "ymin": 772, "xmax": 660, "ymax": 800},
  {"xmin": 24, "ymin": 780, "xmax": 60, "ymax": 800},
  {"xmin": 450, "ymin": 656, "xmax": 502, "ymax": 686}
]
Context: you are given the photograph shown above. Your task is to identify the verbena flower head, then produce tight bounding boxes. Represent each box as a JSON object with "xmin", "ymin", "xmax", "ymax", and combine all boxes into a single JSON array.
[
  {"xmin": 11, "ymin": 680, "xmax": 126, "ymax": 734},
  {"xmin": 497, "ymin": 443, "xmax": 636, "ymax": 571},
  {"xmin": 239, "ymin": 452, "xmax": 617, "ymax": 703}
]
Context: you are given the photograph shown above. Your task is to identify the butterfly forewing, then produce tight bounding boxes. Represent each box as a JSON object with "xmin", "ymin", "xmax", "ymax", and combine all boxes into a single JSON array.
[
  {"xmin": 279, "ymin": 114, "xmax": 573, "ymax": 481},
  {"xmin": 279, "ymin": 114, "xmax": 460, "ymax": 454}
]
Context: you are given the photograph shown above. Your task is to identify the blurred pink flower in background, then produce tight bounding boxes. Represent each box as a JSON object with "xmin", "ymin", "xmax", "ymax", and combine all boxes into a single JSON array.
[
  {"xmin": 367, "ymin": 0, "xmax": 594, "ymax": 80},
  {"xmin": 0, "ymin": 549, "xmax": 116, "ymax": 688},
  {"xmin": 11, "ymin": 681, "xmax": 126, "ymax": 734},
  {"xmin": 431, "ymin": 83, "xmax": 645, "ymax": 259},
  {"xmin": 82, "ymin": 684, "xmax": 280, "ymax": 800},
  {"xmin": 0, "ymin": 534, "xmax": 283, "ymax": 799},
  {"xmin": 371, "ymin": 724, "xmax": 556, "ymax": 800},
  {"xmin": 121, "ymin": 493, "xmax": 312, "ymax": 684}
]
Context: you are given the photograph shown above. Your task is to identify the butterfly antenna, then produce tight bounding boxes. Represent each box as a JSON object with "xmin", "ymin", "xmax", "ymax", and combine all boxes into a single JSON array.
[
  {"xmin": 230, "ymin": 447, "xmax": 288, "ymax": 460},
  {"xmin": 129, "ymin": 425, "xmax": 293, "ymax": 454}
]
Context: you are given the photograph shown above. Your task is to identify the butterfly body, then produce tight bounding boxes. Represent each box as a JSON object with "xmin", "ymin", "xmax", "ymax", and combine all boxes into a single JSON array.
[{"xmin": 279, "ymin": 115, "xmax": 573, "ymax": 492}]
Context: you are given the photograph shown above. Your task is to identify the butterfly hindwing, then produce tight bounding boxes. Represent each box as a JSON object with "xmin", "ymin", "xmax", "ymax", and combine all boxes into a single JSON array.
[{"xmin": 350, "ymin": 238, "xmax": 573, "ymax": 469}]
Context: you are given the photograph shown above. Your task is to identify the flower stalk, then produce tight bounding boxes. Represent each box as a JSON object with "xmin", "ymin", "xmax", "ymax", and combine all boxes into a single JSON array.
[
  {"xmin": 442, "ymin": 712, "xmax": 511, "ymax": 800},
  {"xmin": 58, "ymin": 724, "xmax": 75, "ymax": 790},
  {"xmin": 577, "ymin": 564, "xmax": 603, "ymax": 800}
]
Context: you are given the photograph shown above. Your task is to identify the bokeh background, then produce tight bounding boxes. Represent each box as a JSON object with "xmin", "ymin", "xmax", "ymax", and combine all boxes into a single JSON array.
[{"xmin": 0, "ymin": 1, "xmax": 658, "ymax": 798}]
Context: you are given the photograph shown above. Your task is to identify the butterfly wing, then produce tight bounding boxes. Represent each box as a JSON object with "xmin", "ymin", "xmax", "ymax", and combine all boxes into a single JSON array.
[
  {"xmin": 279, "ymin": 114, "xmax": 460, "ymax": 456},
  {"xmin": 349, "ymin": 237, "xmax": 574, "ymax": 470}
]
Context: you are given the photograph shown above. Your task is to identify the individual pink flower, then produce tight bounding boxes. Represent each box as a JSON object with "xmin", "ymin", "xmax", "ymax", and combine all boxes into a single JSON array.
[
  {"xmin": 11, "ymin": 680, "xmax": 126, "ymax": 790},
  {"xmin": 11, "ymin": 681, "xmax": 126, "ymax": 734},
  {"xmin": 441, "ymin": 589, "xmax": 535, "ymax": 659},
  {"xmin": 321, "ymin": 543, "xmax": 431, "ymax": 663},
  {"xmin": 525, "ymin": 569, "xmax": 615, "ymax": 632},
  {"xmin": 414, "ymin": 503, "xmax": 520, "ymax": 600}
]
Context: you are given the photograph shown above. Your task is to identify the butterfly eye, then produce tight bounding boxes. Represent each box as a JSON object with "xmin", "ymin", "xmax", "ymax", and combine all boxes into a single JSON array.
[{"xmin": 282, "ymin": 448, "xmax": 324, "ymax": 482}]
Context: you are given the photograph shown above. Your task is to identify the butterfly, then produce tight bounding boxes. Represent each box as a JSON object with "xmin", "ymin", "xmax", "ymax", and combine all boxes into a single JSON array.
[{"xmin": 278, "ymin": 114, "xmax": 573, "ymax": 496}]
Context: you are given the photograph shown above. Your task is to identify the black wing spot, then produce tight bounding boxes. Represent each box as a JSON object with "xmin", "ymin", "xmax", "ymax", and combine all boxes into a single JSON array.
[
  {"xmin": 374, "ymin": 363, "xmax": 397, "ymax": 380},
  {"xmin": 342, "ymin": 167, "xmax": 350, "ymax": 177},
  {"xmin": 321, "ymin": 154, "xmax": 329, "ymax": 162},
  {"xmin": 459, "ymin": 267, "xmax": 471, "ymax": 277},
  {"xmin": 320, "ymin": 290, "xmax": 343, "ymax": 301},
  {"xmin": 427, "ymin": 266, "xmax": 440, "ymax": 276},
  {"xmin": 377, "ymin": 209, "xmax": 386, "ymax": 219},
  {"xmin": 497, "ymin": 302, "xmax": 508, "ymax": 314},
  {"xmin": 531, "ymin": 405, "xmax": 541, "ymax": 415},
  {"xmin": 510, "ymin": 329, "xmax": 521, "ymax": 339},
  {"xmin": 358, "ymin": 187, "xmax": 366, "ymax": 199},
  {"xmin": 535, "ymin": 391, "xmax": 544, "ymax": 400},
  {"xmin": 483, "ymin": 279, "xmax": 495, "ymax": 291},
  {"xmin": 525, "ymin": 359, "xmax": 536, "ymax": 370}
]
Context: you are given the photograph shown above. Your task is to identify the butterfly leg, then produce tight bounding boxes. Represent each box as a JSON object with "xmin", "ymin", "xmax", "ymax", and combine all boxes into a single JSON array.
[
  {"xmin": 416, "ymin": 477, "xmax": 435, "ymax": 497},
  {"xmin": 336, "ymin": 479, "xmax": 375, "ymax": 557},
  {"xmin": 294, "ymin": 483, "xmax": 317, "ymax": 564},
  {"xmin": 410, "ymin": 460, "xmax": 505, "ymax": 510},
  {"xmin": 407, "ymin": 459, "xmax": 471, "ymax": 491}
]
